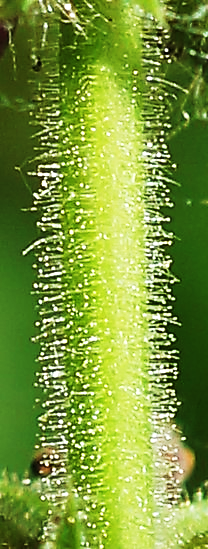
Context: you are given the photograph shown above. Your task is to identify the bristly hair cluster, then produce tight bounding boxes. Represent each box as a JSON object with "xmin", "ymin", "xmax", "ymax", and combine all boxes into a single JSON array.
[{"xmin": 27, "ymin": 2, "xmax": 182, "ymax": 546}]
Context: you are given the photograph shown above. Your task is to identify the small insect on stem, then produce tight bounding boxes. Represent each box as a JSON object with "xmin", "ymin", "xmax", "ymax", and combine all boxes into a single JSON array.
[
  {"xmin": 32, "ymin": 54, "xmax": 42, "ymax": 71},
  {"xmin": 30, "ymin": 447, "xmax": 62, "ymax": 477}
]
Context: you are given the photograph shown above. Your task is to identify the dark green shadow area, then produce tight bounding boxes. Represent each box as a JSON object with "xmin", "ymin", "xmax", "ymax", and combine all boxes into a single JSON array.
[
  {"xmin": 0, "ymin": 21, "xmax": 41, "ymax": 476},
  {"xmin": 169, "ymin": 120, "xmax": 208, "ymax": 495}
]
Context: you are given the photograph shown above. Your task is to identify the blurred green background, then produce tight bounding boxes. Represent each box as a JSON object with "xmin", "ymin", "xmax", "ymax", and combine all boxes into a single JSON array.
[
  {"xmin": 0, "ymin": 16, "xmax": 208, "ymax": 498},
  {"xmin": 170, "ymin": 122, "xmax": 208, "ymax": 495},
  {"xmin": 0, "ymin": 21, "xmax": 40, "ymax": 476}
]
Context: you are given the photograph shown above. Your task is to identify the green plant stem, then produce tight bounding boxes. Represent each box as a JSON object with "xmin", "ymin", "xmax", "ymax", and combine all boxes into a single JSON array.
[
  {"xmin": 60, "ymin": 17, "xmax": 154, "ymax": 546},
  {"xmin": 30, "ymin": 5, "xmax": 157, "ymax": 547},
  {"xmin": 19, "ymin": 1, "xmax": 180, "ymax": 547}
]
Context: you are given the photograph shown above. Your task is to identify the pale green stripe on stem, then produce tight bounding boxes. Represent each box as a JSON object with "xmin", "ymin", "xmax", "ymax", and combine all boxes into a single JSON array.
[{"xmin": 60, "ymin": 8, "xmax": 154, "ymax": 547}]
